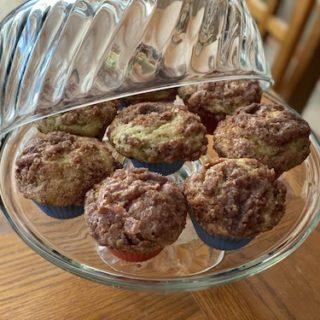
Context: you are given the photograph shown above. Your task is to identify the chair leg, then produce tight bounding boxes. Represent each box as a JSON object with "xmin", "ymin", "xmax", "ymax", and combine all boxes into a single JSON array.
[
  {"xmin": 282, "ymin": 5, "xmax": 320, "ymax": 113},
  {"xmin": 286, "ymin": 44, "xmax": 320, "ymax": 114}
]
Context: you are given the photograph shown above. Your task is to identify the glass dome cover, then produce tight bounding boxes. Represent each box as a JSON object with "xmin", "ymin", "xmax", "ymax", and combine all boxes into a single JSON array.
[{"xmin": 0, "ymin": 0, "xmax": 271, "ymax": 135}]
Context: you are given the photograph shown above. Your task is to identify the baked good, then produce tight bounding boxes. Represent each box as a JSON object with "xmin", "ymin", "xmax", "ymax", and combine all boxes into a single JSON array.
[
  {"xmin": 85, "ymin": 168, "xmax": 188, "ymax": 262},
  {"xmin": 108, "ymin": 102, "xmax": 207, "ymax": 175},
  {"xmin": 183, "ymin": 158, "xmax": 287, "ymax": 250},
  {"xmin": 178, "ymin": 80, "xmax": 262, "ymax": 133},
  {"xmin": 37, "ymin": 101, "xmax": 118, "ymax": 138},
  {"xmin": 15, "ymin": 131, "xmax": 120, "ymax": 218},
  {"xmin": 213, "ymin": 103, "xmax": 311, "ymax": 175}
]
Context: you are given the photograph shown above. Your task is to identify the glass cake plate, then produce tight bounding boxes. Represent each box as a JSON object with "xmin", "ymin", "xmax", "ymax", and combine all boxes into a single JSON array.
[
  {"xmin": 0, "ymin": 0, "xmax": 319, "ymax": 292},
  {"xmin": 0, "ymin": 93, "xmax": 319, "ymax": 292}
]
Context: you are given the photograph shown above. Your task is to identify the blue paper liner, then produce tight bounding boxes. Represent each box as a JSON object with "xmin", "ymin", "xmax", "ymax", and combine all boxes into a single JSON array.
[
  {"xmin": 117, "ymin": 100, "xmax": 128, "ymax": 111},
  {"xmin": 35, "ymin": 202, "xmax": 84, "ymax": 219},
  {"xmin": 131, "ymin": 159, "xmax": 184, "ymax": 175},
  {"xmin": 191, "ymin": 216, "xmax": 253, "ymax": 250}
]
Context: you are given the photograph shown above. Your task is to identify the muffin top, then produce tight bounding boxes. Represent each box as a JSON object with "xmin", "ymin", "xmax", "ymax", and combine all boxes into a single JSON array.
[
  {"xmin": 213, "ymin": 103, "xmax": 311, "ymax": 175},
  {"xmin": 15, "ymin": 132, "xmax": 120, "ymax": 206},
  {"xmin": 108, "ymin": 102, "xmax": 207, "ymax": 163},
  {"xmin": 37, "ymin": 101, "xmax": 118, "ymax": 137},
  {"xmin": 85, "ymin": 168, "xmax": 188, "ymax": 252},
  {"xmin": 178, "ymin": 80, "xmax": 262, "ymax": 115},
  {"xmin": 183, "ymin": 158, "xmax": 286, "ymax": 238}
]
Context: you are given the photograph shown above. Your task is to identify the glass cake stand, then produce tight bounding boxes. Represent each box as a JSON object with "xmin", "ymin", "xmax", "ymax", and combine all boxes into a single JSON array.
[{"xmin": 0, "ymin": 92, "xmax": 319, "ymax": 292}]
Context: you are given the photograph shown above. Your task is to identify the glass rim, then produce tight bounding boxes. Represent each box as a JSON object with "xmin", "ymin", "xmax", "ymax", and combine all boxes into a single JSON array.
[{"xmin": 0, "ymin": 74, "xmax": 273, "ymax": 137}]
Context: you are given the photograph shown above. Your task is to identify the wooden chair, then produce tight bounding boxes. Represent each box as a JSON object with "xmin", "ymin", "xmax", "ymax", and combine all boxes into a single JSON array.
[{"xmin": 246, "ymin": 0, "xmax": 320, "ymax": 112}]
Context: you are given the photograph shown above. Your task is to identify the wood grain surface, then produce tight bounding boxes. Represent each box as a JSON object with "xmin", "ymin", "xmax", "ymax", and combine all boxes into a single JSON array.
[{"xmin": 0, "ymin": 211, "xmax": 319, "ymax": 320}]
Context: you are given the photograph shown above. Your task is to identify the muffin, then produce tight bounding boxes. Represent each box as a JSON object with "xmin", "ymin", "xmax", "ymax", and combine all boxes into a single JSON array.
[
  {"xmin": 178, "ymin": 80, "xmax": 262, "ymax": 133},
  {"xmin": 183, "ymin": 158, "xmax": 287, "ymax": 250},
  {"xmin": 37, "ymin": 101, "xmax": 118, "ymax": 138},
  {"xmin": 85, "ymin": 168, "xmax": 188, "ymax": 262},
  {"xmin": 213, "ymin": 103, "xmax": 311, "ymax": 175},
  {"xmin": 108, "ymin": 102, "xmax": 207, "ymax": 175},
  {"xmin": 15, "ymin": 131, "xmax": 120, "ymax": 219}
]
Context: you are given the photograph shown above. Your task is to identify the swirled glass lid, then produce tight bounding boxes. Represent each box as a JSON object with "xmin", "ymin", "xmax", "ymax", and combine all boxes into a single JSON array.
[{"xmin": 0, "ymin": 0, "xmax": 271, "ymax": 135}]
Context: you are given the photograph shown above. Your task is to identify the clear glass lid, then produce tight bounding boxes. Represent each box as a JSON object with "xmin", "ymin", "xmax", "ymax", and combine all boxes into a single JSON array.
[{"xmin": 0, "ymin": 0, "xmax": 271, "ymax": 135}]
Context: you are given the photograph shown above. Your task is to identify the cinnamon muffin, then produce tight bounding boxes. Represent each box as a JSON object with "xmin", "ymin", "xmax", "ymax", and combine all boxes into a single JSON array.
[
  {"xmin": 85, "ymin": 168, "xmax": 188, "ymax": 262},
  {"xmin": 178, "ymin": 80, "xmax": 262, "ymax": 133},
  {"xmin": 108, "ymin": 102, "xmax": 207, "ymax": 175},
  {"xmin": 213, "ymin": 103, "xmax": 311, "ymax": 175},
  {"xmin": 37, "ymin": 101, "xmax": 118, "ymax": 138},
  {"xmin": 15, "ymin": 132, "xmax": 120, "ymax": 218},
  {"xmin": 183, "ymin": 158, "xmax": 287, "ymax": 250}
]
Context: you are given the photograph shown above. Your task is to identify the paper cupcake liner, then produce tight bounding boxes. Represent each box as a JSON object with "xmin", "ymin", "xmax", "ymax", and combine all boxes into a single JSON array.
[
  {"xmin": 35, "ymin": 202, "xmax": 84, "ymax": 219},
  {"xmin": 117, "ymin": 100, "xmax": 128, "ymax": 111},
  {"xmin": 131, "ymin": 159, "xmax": 184, "ymax": 175},
  {"xmin": 109, "ymin": 248, "xmax": 163, "ymax": 262},
  {"xmin": 191, "ymin": 217, "xmax": 253, "ymax": 251}
]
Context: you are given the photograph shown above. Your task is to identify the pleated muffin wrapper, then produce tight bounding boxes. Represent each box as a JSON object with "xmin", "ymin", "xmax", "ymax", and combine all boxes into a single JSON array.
[
  {"xmin": 131, "ymin": 159, "xmax": 184, "ymax": 176},
  {"xmin": 108, "ymin": 248, "xmax": 163, "ymax": 262},
  {"xmin": 34, "ymin": 202, "xmax": 84, "ymax": 219},
  {"xmin": 117, "ymin": 100, "xmax": 128, "ymax": 111},
  {"xmin": 190, "ymin": 215, "xmax": 253, "ymax": 251}
]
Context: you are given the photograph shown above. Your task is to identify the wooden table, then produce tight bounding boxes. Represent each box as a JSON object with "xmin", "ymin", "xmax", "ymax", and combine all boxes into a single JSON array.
[
  {"xmin": 0, "ymin": 211, "xmax": 319, "ymax": 320},
  {"xmin": 1, "ymin": 2, "xmax": 319, "ymax": 319}
]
